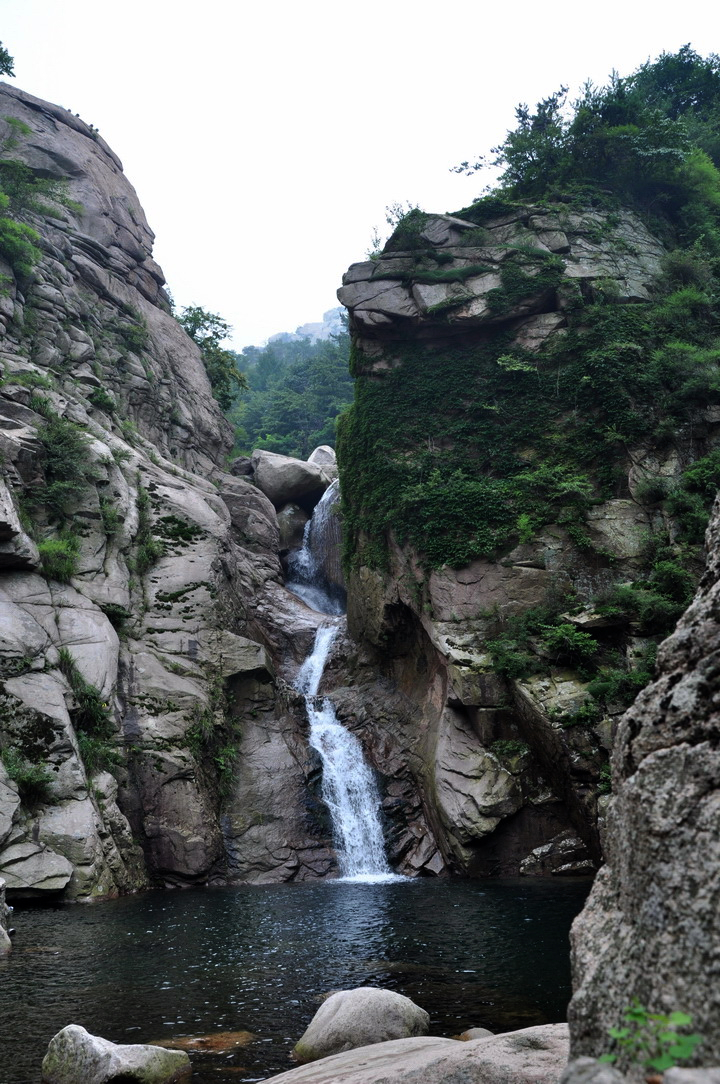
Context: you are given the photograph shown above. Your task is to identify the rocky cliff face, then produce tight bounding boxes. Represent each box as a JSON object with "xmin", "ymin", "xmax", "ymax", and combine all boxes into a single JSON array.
[
  {"xmin": 568, "ymin": 494, "xmax": 720, "ymax": 1068},
  {"xmin": 1, "ymin": 80, "xmax": 716, "ymax": 909},
  {"xmin": 0, "ymin": 85, "xmax": 349, "ymax": 899},
  {"xmin": 335, "ymin": 204, "xmax": 719, "ymax": 877}
]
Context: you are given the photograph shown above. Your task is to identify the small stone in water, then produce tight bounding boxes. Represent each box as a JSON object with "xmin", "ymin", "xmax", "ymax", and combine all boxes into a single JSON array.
[{"xmin": 152, "ymin": 1030, "xmax": 255, "ymax": 1053}]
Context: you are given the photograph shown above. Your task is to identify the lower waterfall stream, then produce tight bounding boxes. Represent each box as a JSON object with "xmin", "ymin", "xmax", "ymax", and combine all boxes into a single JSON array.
[
  {"xmin": 294, "ymin": 624, "xmax": 397, "ymax": 881},
  {"xmin": 287, "ymin": 481, "xmax": 398, "ymax": 880}
]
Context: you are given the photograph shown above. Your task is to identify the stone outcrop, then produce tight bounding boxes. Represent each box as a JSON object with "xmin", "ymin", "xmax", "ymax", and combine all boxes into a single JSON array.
[
  {"xmin": 335, "ymin": 202, "xmax": 716, "ymax": 878},
  {"xmin": 568, "ymin": 495, "xmax": 720, "ymax": 1070},
  {"xmin": 0, "ymin": 85, "xmax": 347, "ymax": 897},
  {"xmin": 338, "ymin": 210, "xmax": 663, "ymax": 348},
  {"xmin": 264, "ymin": 1024, "xmax": 570, "ymax": 1083},
  {"xmin": 41, "ymin": 1024, "xmax": 190, "ymax": 1084},
  {"xmin": 293, "ymin": 988, "xmax": 430, "ymax": 1062}
]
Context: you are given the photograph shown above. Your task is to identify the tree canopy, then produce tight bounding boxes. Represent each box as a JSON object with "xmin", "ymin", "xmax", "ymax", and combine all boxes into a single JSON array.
[
  {"xmin": 0, "ymin": 42, "xmax": 14, "ymax": 78},
  {"xmin": 226, "ymin": 329, "xmax": 353, "ymax": 459},
  {"xmin": 177, "ymin": 305, "xmax": 248, "ymax": 410},
  {"xmin": 455, "ymin": 46, "xmax": 720, "ymax": 246}
]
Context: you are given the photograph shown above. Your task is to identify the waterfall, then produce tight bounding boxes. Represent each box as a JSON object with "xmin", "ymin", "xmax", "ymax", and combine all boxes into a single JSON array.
[
  {"xmin": 294, "ymin": 626, "xmax": 398, "ymax": 883},
  {"xmin": 286, "ymin": 480, "xmax": 345, "ymax": 615}
]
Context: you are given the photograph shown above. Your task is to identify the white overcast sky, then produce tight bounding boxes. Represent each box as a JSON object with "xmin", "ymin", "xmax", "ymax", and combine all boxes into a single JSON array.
[{"xmin": 1, "ymin": 1, "xmax": 718, "ymax": 349}]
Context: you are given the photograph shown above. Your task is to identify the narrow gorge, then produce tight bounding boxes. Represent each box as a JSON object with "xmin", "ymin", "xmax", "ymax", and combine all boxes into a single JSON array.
[{"xmin": 1, "ymin": 49, "xmax": 720, "ymax": 1084}]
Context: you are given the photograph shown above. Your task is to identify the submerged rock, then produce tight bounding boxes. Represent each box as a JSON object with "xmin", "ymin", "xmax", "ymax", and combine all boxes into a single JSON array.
[
  {"xmin": 293, "ymin": 987, "xmax": 430, "ymax": 1062},
  {"xmin": 41, "ymin": 1024, "xmax": 190, "ymax": 1083},
  {"xmin": 151, "ymin": 1029, "xmax": 255, "ymax": 1053}
]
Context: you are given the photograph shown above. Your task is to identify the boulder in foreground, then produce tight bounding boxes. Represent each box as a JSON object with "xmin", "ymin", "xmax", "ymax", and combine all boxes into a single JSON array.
[
  {"xmin": 41, "ymin": 1024, "xmax": 190, "ymax": 1084},
  {"xmin": 293, "ymin": 987, "xmax": 429, "ymax": 1062},
  {"xmin": 270, "ymin": 1023, "xmax": 568, "ymax": 1082},
  {"xmin": 560, "ymin": 1057, "xmax": 626, "ymax": 1083}
]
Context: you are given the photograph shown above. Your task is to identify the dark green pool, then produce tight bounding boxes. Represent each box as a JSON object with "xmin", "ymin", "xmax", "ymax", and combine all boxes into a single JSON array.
[{"xmin": 0, "ymin": 877, "xmax": 590, "ymax": 1083}]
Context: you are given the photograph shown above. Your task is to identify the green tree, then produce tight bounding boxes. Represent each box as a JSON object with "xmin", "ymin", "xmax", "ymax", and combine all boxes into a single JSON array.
[
  {"xmin": 178, "ymin": 305, "xmax": 248, "ymax": 410},
  {"xmin": 226, "ymin": 329, "xmax": 353, "ymax": 458},
  {"xmin": 455, "ymin": 48, "xmax": 720, "ymax": 231},
  {"xmin": 0, "ymin": 42, "xmax": 14, "ymax": 78}
]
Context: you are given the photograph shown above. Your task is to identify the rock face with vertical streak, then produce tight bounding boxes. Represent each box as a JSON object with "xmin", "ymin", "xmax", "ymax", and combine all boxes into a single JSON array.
[{"xmin": 568, "ymin": 496, "xmax": 720, "ymax": 1071}]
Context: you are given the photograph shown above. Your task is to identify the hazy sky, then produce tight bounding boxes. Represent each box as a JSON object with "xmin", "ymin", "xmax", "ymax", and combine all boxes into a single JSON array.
[{"xmin": 1, "ymin": 1, "xmax": 718, "ymax": 349}]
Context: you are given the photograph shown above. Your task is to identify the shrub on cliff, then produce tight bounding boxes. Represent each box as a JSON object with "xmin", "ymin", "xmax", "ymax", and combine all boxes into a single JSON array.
[
  {"xmin": 456, "ymin": 46, "xmax": 720, "ymax": 238},
  {"xmin": 178, "ymin": 305, "xmax": 247, "ymax": 410}
]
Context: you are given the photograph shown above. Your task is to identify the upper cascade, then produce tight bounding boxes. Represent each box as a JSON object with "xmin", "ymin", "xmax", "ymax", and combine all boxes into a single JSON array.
[{"xmin": 286, "ymin": 480, "xmax": 345, "ymax": 615}]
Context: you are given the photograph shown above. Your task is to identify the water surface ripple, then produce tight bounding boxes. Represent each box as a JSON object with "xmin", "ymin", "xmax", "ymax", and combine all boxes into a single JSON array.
[{"xmin": 0, "ymin": 878, "xmax": 590, "ymax": 1083}]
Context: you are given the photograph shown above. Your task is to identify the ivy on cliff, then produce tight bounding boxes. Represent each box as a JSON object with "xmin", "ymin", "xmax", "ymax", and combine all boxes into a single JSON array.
[{"xmin": 338, "ymin": 48, "xmax": 720, "ymax": 575}]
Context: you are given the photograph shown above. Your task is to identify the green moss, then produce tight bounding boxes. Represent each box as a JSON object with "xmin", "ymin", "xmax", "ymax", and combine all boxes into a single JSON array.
[
  {"xmin": 155, "ymin": 515, "xmax": 204, "ymax": 544},
  {"xmin": 0, "ymin": 746, "xmax": 55, "ymax": 804},
  {"xmin": 38, "ymin": 535, "xmax": 80, "ymax": 582}
]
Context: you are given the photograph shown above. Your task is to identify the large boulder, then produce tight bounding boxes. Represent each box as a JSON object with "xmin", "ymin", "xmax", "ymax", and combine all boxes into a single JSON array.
[
  {"xmin": 293, "ymin": 987, "xmax": 430, "ymax": 1062},
  {"xmin": 0, "ymin": 876, "xmax": 11, "ymax": 955},
  {"xmin": 568, "ymin": 496, "xmax": 720, "ymax": 1066},
  {"xmin": 307, "ymin": 445, "xmax": 337, "ymax": 468},
  {"xmin": 251, "ymin": 450, "xmax": 332, "ymax": 510},
  {"xmin": 220, "ymin": 476, "xmax": 280, "ymax": 553},
  {"xmin": 559, "ymin": 1058, "xmax": 626, "ymax": 1083},
  {"xmin": 269, "ymin": 1024, "xmax": 569, "ymax": 1083},
  {"xmin": 41, "ymin": 1024, "xmax": 190, "ymax": 1083}
]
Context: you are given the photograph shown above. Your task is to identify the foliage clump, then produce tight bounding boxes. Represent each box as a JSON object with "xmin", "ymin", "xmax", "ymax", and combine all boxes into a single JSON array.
[
  {"xmin": 226, "ymin": 325, "xmax": 353, "ymax": 458},
  {"xmin": 38, "ymin": 535, "xmax": 80, "ymax": 582},
  {"xmin": 0, "ymin": 111, "xmax": 82, "ymax": 274},
  {"xmin": 58, "ymin": 647, "xmax": 119, "ymax": 776},
  {"xmin": 35, "ymin": 413, "xmax": 92, "ymax": 519},
  {"xmin": 0, "ymin": 745, "xmax": 54, "ymax": 805},
  {"xmin": 134, "ymin": 484, "xmax": 164, "ymax": 574},
  {"xmin": 600, "ymin": 999, "xmax": 702, "ymax": 1074},
  {"xmin": 178, "ymin": 305, "xmax": 248, "ymax": 411},
  {"xmin": 339, "ymin": 48, "xmax": 720, "ymax": 575}
]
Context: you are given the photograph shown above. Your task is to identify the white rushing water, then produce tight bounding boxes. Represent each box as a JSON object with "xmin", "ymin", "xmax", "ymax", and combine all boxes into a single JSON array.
[
  {"xmin": 286, "ymin": 481, "xmax": 344, "ymax": 616},
  {"xmin": 294, "ymin": 624, "xmax": 399, "ymax": 882}
]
